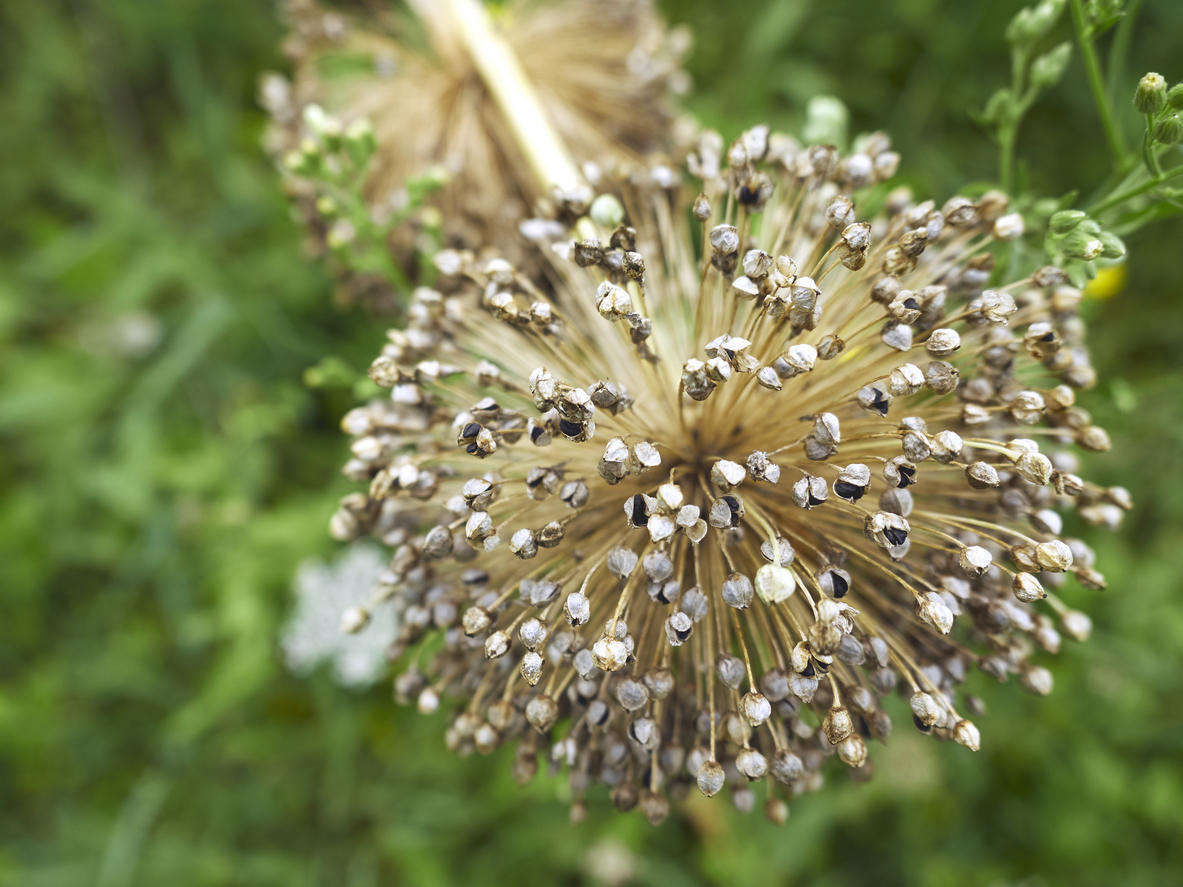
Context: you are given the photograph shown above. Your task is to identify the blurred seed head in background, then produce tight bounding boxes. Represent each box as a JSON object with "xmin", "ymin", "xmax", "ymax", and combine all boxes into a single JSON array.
[{"xmin": 261, "ymin": 0, "xmax": 691, "ymax": 308}]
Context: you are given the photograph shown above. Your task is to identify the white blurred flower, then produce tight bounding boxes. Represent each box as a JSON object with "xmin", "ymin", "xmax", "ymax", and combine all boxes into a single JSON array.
[{"xmin": 281, "ymin": 545, "xmax": 396, "ymax": 688}]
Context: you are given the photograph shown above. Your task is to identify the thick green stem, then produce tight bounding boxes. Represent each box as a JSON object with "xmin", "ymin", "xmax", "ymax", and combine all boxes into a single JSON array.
[{"xmin": 1069, "ymin": 0, "xmax": 1126, "ymax": 163}]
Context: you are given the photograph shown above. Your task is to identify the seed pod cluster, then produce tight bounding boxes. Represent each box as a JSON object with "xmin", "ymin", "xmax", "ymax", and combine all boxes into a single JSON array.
[{"xmin": 331, "ymin": 122, "xmax": 1124, "ymax": 822}]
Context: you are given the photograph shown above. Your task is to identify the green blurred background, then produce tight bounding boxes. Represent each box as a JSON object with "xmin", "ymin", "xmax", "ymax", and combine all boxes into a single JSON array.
[{"xmin": 2, "ymin": 1, "xmax": 1181, "ymax": 884}]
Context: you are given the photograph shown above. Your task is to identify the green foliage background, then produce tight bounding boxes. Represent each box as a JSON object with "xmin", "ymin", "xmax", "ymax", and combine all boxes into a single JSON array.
[{"xmin": 2, "ymin": 1, "xmax": 1181, "ymax": 884}]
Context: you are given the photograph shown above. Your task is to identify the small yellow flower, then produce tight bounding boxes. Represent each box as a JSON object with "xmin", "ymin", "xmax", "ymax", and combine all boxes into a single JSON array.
[{"xmin": 1085, "ymin": 263, "xmax": 1126, "ymax": 299}]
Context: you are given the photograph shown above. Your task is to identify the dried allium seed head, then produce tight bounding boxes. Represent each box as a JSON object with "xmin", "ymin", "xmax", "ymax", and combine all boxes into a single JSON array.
[
  {"xmin": 332, "ymin": 121, "xmax": 1122, "ymax": 820},
  {"xmin": 268, "ymin": 0, "xmax": 690, "ymax": 304}
]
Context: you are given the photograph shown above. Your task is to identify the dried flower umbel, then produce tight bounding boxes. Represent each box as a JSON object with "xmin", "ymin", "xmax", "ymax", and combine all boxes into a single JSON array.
[{"xmin": 332, "ymin": 124, "xmax": 1126, "ymax": 823}]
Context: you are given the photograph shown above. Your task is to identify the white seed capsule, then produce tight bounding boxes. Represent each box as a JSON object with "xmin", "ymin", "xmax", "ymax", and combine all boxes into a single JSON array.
[
  {"xmin": 823, "ymin": 706, "xmax": 854, "ymax": 744},
  {"xmin": 1034, "ymin": 539, "xmax": 1073, "ymax": 572},
  {"xmin": 665, "ymin": 611, "xmax": 693, "ymax": 646},
  {"xmin": 1015, "ymin": 452, "xmax": 1054, "ymax": 485},
  {"xmin": 696, "ymin": 759, "xmax": 725, "ymax": 797},
  {"xmin": 755, "ymin": 563, "xmax": 797, "ymax": 604},
  {"xmin": 1020, "ymin": 665, "xmax": 1054, "ymax": 696},
  {"xmin": 339, "ymin": 606, "xmax": 369, "ymax": 634},
  {"xmin": 1061, "ymin": 609, "xmax": 1093, "ymax": 641},
  {"xmin": 484, "ymin": 630, "xmax": 510, "ymax": 659},
  {"xmin": 592, "ymin": 636, "xmax": 629, "ymax": 671},
  {"xmin": 524, "ymin": 694, "xmax": 558, "ymax": 731},
  {"xmin": 520, "ymin": 651, "xmax": 543, "ymax": 685},
  {"xmin": 736, "ymin": 747, "xmax": 768, "ymax": 780},
  {"xmin": 925, "ymin": 327, "xmax": 961, "ymax": 357},
  {"xmin": 565, "ymin": 592, "xmax": 590, "ymax": 626},
  {"xmin": 930, "ymin": 430, "xmax": 963, "ymax": 463},
  {"xmin": 959, "ymin": 545, "xmax": 993, "ymax": 577},
  {"xmin": 888, "ymin": 363, "xmax": 925, "ymax": 396},
  {"xmin": 836, "ymin": 734, "xmax": 867, "ymax": 768},
  {"xmin": 918, "ymin": 592, "xmax": 953, "ymax": 634},
  {"xmin": 1012, "ymin": 572, "xmax": 1046, "ymax": 602},
  {"xmin": 711, "ymin": 459, "xmax": 747, "ymax": 491},
  {"xmin": 953, "ymin": 719, "xmax": 982, "ymax": 751},
  {"xmin": 993, "ymin": 211, "xmax": 1025, "ymax": 240},
  {"xmin": 910, "ymin": 691, "xmax": 941, "ymax": 727}
]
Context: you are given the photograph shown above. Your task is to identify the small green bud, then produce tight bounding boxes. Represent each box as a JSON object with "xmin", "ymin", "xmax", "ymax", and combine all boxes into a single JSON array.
[
  {"xmin": 282, "ymin": 149, "xmax": 306, "ymax": 174},
  {"xmin": 1005, "ymin": 9, "xmax": 1033, "ymax": 45},
  {"xmin": 1153, "ymin": 113, "xmax": 1183, "ymax": 145},
  {"xmin": 1065, "ymin": 258, "xmax": 1097, "ymax": 288},
  {"xmin": 1167, "ymin": 83, "xmax": 1183, "ymax": 110},
  {"xmin": 1031, "ymin": 43, "xmax": 1072, "ymax": 90},
  {"xmin": 803, "ymin": 96, "xmax": 849, "ymax": 147},
  {"xmin": 284, "ymin": 138, "xmax": 324, "ymax": 177},
  {"xmin": 422, "ymin": 165, "xmax": 450, "ymax": 189},
  {"xmin": 1085, "ymin": 0, "xmax": 1125, "ymax": 33},
  {"xmin": 1134, "ymin": 72, "xmax": 1167, "ymax": 114},
  {"xmin": 1098, "ymin": 231, "xmax": 1126, "ymax": 260},
  {"xmin": 1007, "ymin": 0, "xmax": 1065, "ymax": 47},
  {"xmin": 420, "ymin": 206, "xmax": 443, "ymax": 231},
  {"xmin": 326, "ymin": 219, "xmax": 356, "ymax": 251},
  {"xmin": 407, "ymin": 165, "xmax": 450, "ymax": 203},
  {"xmin": 1049, "ymin": 210, "xmax": 1087, "ymax": 234},
  {"xmin": 589, "ymin": 193, "xmax": 625, "ymax": 229},
  {"xmin": 982, "ymin": 88, "xmax": 1015, "ymax": 125},
  {"xmin": 344, "ymin": 117, "xmax": 377, "ymax": 159},
  {"xmin": 1063, "ymin": 229, "xmax": 1105, "ymax": 260},
  {"xmin": 315, "ymin": 195, "xmax": 338, "ymax": 217}
]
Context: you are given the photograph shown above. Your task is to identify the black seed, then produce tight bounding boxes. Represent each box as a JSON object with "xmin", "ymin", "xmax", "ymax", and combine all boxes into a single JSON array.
[
  {"xmin": 465, "ymin": 443, "xmax": 479, "ymax": 455},
  {"xmin": 801, "ymin": 661, "xmax": 815, "ymax": 678},
  {"xmin": 461, "ymin": 422, "xmax": 481, "ymax": 440},
  {"xmin": 630, "ymin": 495, "xmax": 648, "ymax": 527},
  {"xmin": 897, "ymin": 465, "xmax": 916, "ymax": 488},
  {"xmin": 869, "ymin": 389, "xmax": 890, "ymax": 416},
  {"xmin": 831, "ymin": 573, "xmax": 849, "ymax": 597},
  {"xmin": 807, "ymin": 493, "xmax": 825, "ymax": 507},
  {"xmin": 903, "ymin": 297, "xmax": 920, "ymax": 311},
  {"xmin": 530, "ymin": 425, "xmax": 547, "ymax": 444},
  {"xmin": 834, "ymin": 480, "xmax": 865, "ymax": 501},
  {"xmin": 558, "ymin": 418, "xmax": 582, "ymax": 438},
  {"xmin": 912, "ymin": 714, "xmax": 932, "ymax": 733},
  {"xmin": 885, "ymin": 527, "xmax": 908, "ymax": 546}
]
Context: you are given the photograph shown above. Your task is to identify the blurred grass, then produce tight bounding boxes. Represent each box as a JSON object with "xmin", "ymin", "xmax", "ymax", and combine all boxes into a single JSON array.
[{"xmin": 1, "ymin": 0, "xmax": 1181, "ymax": 885}]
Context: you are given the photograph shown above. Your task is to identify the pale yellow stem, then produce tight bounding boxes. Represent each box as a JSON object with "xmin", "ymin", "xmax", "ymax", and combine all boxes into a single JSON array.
[{"xmin": 439, "ymin": 0, "xmax": 584, "ymax": 194}]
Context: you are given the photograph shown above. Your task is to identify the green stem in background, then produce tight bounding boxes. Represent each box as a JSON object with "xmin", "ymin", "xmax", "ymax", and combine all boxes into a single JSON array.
[
  {"xmin": 1106, "ymin": 0, "xmax": 1143, "ymax": 107},
  {"xmin": 1069, "ymin": 0, "xmax": 1126, "ymax": 163},
  {"xmin": 999, "ymin": 48, "xmax": 1030, "ymax": 194},
  {"xmin": 1142, "ymin": 115, "xmax": 1164, "ymax": 177},
  {"xmin": 1089, "ymin": 163, "xmax": 1183, "ymax": 215}
]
